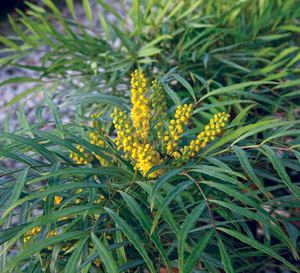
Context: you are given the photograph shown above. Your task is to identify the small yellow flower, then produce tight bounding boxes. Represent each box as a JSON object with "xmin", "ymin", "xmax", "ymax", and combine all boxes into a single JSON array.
[{"xmin": 54, "ymin": 195, "xmax": 62, "ymax": 205}]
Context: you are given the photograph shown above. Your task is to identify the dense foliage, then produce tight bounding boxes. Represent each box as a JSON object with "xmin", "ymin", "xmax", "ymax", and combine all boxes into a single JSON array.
[{"xmin": 0, "ymin": 0, "xmax": 300, "ymax": 272}]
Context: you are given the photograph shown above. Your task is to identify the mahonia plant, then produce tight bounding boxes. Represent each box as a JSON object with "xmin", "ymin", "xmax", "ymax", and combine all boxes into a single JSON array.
[{"xmin": 70, "ymin": 70, "xmax": 230, "ymax": 178}]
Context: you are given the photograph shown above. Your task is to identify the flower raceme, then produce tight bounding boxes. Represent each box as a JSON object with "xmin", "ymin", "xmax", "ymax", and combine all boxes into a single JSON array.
[
  {"xmin": 130, "ymin": 69, "xmax": 151, "ymax": 140},
  {"xmin": 172, "ymin": 112, "xmax": 230, "ymax": 163},
  {"xmin": 71, "ymin": 70, "xmax": 230, "ymax": 178},
  {"xmin": 163, "ymin": 103, "xmax": 193, "ymax": 154}
]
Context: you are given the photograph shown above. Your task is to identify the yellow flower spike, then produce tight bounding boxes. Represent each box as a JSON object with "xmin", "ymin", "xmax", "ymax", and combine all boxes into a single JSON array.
[
  {"xmin": 112, "ymin": 108, "xmax": 135, "ymax": 159},
  {"xmin": 174, "ymin": 112, "xmax": 230, "ymax": 163},
  {"xmin": 130, "ymin": 70, "xmax": 151, "ymax": 140},
  {"xmin": 163, "ymin": 103, "xmax": 193, "ymax": 155}
]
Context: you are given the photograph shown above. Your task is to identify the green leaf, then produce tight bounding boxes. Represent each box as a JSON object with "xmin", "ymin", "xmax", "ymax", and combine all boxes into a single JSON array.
[
  {"xmin": 151, "ymin": 180, "xmax": 193, "ymax": 234},
  {"xmin": 17, "ymin": 104, "xmax": 34, "ymax": 138},
  {"xmin": 184, "ymin": 230, "xmax": 214, "ymax": 272},
  {"xmin": 132, "ymin": 0, "xmax": 142, "ymax": 35},
  {"xmin": 210, "ymin": 199, "xmax": 297, "ymax": 258},
  {"xmin": 72, "ymin": 93, "xmax": 130, "ymax": 111},
  {"xmin": 43, "ymin": 90, "xmax": 63, "ymax": 131},
  {"xmin": 198, "ymin": 81, "xmax": 270, "ymax": 102},
  {"xmin": 105, "ymin": 208, "xmax": 156, "ymax": 273},
  {"xmin": 0, "ymin": 182, "xmax": 104, "ymax": 223},
  {"xmin": 178, "ymin": 202, "xmax": 205, "ymax": 272},
  {"xmin": 8, "ymin": 167, "xmax": 29, "ymax": 205},
  {"xmin": 233, "ymin": 146, "xmax": 267, "ymax": 198},
  {"xmin": 82, "ymin": 0, "xmax": 92, "ymax": 23},
  {"xmin": 66, "ymin": 0, "xmax": 76, "ymax": 18},
  {"xmin": 273, "ymin": 47, "xmax": 299, "ymax": 63},
  {"xmin": 162, "ymin": 83, "xmax": 181, "ymax": 106},
  {"xmin": 0, "ymin": 133, "xmax": 56, "ymax": 163},
  {"xmin": 142, "ymin": 34, "xmax": 172, "ymax": 48},
  {"xmin": 95, "ymin": 0, "xmax": 123, "ymax": 22},
  {"xmin": 200, "ymin": 181, "xmax": 276, "ymax": 223},
  {"xmin": 194, "ymin": 100, "xmax": 253, "ymax": 113},
  {"xmin": 262, "ymin": 145, "xmax": 300, "ymax": 200},
  {"xmin": 231, "ymin": 104, "xmax": 255, "ymax": 125},
  {"xmin": 138, "ymin": 46, "xmax": 161, "ymax": 57},
  {"xmin": 0, "ymin": 225, "xmax": 26, "ymax": 245},
  {"xmin": 43, "ymin": 0, "xmax": 61, "ymax": 16},
  {"xmin": 218, "ymin": 236, "xmax": 235, "ymax": 273},
  {"xmin": 150, "ymin": 168, "xmax": 184, "ymax": 207},
  {"xmin": 138, "ymin": 182, "xmax": 180, "ymax": 237},
  {"xmin": 64, "ymin": 238, "xmax": 88, "ymax": 273},
  {"xmin": 119, "ymin": 191, "xmax": 171, "ymax": 272},
  {"xmin": 0, "ymin": 35, "xmax": 20, "ymax": 50},
  {"xmin": 111, "ymin": 24, "xmax": 135, "ymax": 52},
  {"xmin": 172, "ymin": 73, "xmax": 196, "ymax": 102},
  {"xmin": 98, "ymin": 12, "xmax": 110, "ymax": 38},
  {"xmin": 0, "ymin": 77, "xmax": 40, "ymax": 88},
  {"xmin": 218, "ymin": 228, "xmax": 300, "ymax": 273},
  {"xmin": 4, "ymin": 85, "xmax": 41, "ymax": 109},
  {"xmin": 8, "ymin": 15, "xmax": 36, "ymax": 45},
  {"xmin": 91, "ymin": 233, "xmax": 118, "ymax": 273}
]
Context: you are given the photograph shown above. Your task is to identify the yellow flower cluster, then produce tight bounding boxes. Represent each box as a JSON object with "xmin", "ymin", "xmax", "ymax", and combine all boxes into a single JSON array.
[
  {"xmin": 69, "ymin": 114, "xmax": 109, "ymax": 166},
  {"xmin": 89, "ymin": 117, "xmax": 109, "ymax": 166},
  {"xmin": 163, "ymin": 104, "xmax": 193, "ymax": 154},
  {"xmin": 173, "ymin": 112, "xmax": 230, "ymax": 161},
  {"xmin": 130, "ymin": 70, "xmax": 151, "ymax": 140},
  {"xmin": 132, "ymin": 143, "xmax": 163, "ymax": 178},
  {"xmin": 69, "ymin": 144, "xmax": 92, "ymax": 165},
  {"xmin": 111, "ymin": 109, "xmax": 134, "ymax": 158},
  {"xmin": 23, "ymin": 226, "xmax": 41, "ymax": 244},
  {"xmin": 112, "ymin": 109, "xmax": 163, "ymax": 178}
]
